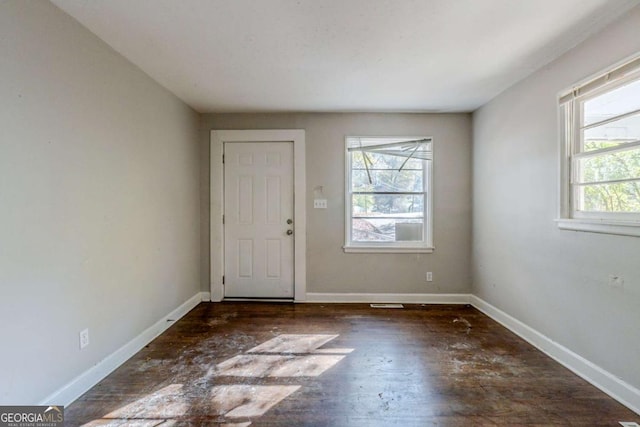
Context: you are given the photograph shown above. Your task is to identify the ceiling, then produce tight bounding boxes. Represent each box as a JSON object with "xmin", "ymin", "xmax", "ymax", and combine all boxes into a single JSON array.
[{"xmin": 51, "ymin": 0, "xmax": 639, "ymax": 113}]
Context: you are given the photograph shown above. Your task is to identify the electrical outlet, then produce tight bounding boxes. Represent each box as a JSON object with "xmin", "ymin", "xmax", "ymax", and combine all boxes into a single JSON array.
[
  {"xmin": 314, "ymin": 199, "xmax": 327, "ymax": 209},
  {"xmin": 79, "ymin": 328, "xmax": 89, "ymax": 349},
  {"xmin": 426, "ymin": 272, "xmax": 433, "ymax": 282}
]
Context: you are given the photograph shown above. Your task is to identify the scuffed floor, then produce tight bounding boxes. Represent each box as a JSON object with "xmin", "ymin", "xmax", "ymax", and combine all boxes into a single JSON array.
[{"xmin": 65, "ymin": 303, "xmax": 639, "ymax": 426}]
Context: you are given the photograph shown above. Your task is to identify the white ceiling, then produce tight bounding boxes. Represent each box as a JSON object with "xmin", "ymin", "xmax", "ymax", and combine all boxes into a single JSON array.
[{"xmin": 51, "ymin": 0, "xmax": 639, "ymax": 113}]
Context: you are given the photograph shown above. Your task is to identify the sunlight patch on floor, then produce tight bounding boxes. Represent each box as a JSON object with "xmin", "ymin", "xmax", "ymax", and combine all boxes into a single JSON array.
[
  {"xmin": 81, "ymin": 384, "xmax": 185, "ymax": 426},
  {"xmin": 247, "ymin": 334, "xmax": 339, "ymax": 353},
  {"xmin": 312, "ymin": 348, "xmax": 354, "ymax": 354},
  {"xmin": 215, "ymin": 354, "xmax": 345, "ymax": 377},
  {"xmin": 82, "ymin": 334, "xmax": 353, "ymax": 426},
  {"xmin": 211, "ymin": 385, "xmax": 301, "ymax": 418}
]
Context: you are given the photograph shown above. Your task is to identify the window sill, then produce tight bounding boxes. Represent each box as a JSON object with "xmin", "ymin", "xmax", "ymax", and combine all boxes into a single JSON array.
[
  {"xmin": 343, "ymin": 245, "xmax": 434, "ymax": 254},
  {"xmin": 555, "ymin": 218, "xmax": 640, "ymax": 237}
]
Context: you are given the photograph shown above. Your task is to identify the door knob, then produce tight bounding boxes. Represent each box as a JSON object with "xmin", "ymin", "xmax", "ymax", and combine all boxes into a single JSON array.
[
  {"xmin": 287, "ymin": 229, "xmax": 293, "ymax": 235},
  {"xmin": 287, "ymin": 219, "xmax": 293, "ymax": 224}
]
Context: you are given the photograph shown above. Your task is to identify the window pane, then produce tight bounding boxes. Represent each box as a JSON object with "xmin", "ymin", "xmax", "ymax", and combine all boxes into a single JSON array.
[
  {"xmin": 584, "ymin": 78, "xmax": 640, "ymax": 126},
  {"xmin": 583, "ymin": 113, "xmax": 640, "ymax": 151},
  {"xmin": 352, "ymin": 194, "xmax": 424, "ymax": 216},
  {"xmin": 347, "ymin": 136, "xmax": 432, "ymax": 247},
  {"xmin": 353, "ymin": 151, "xmax": 424, "ymax": 170},
  {"xmin": 348, "ymin": 137, "xmax": 432, "ymax": 151},
  {"xmin": 352, "ymin": 218, "xmax": 423, "ymax": 242},
  {"xmin": 351, "ymin": 151, "xmax": 366, "ymax": 168},
  {"xmin": 576, "ymin": 147, "xmax": 640, "ymax": 183},
  {"xmin": 577, "ymin": 182, "xmax": 640, "ymax": 213},
  {"xmin": 352, "ymin": 169, "xmax": 424, "ymax": 192}
]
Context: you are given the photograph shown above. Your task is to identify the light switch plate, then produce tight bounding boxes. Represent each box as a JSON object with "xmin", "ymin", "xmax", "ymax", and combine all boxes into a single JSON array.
[{"xmin": 314, "ymin": 199, "xmax": 327, "ymax": 209}]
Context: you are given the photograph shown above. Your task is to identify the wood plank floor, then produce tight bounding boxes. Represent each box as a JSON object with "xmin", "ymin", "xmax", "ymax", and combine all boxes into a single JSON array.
[{"xmin": 66, "ymin": 303, "xmax": 639, "ymax": 426}]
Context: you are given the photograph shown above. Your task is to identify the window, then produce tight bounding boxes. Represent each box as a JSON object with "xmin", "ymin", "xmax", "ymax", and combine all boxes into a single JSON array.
[
  {"xmin": 558, "ymin": 55, "xmax": 640, "ymax": 237},
  {"xmin": 344, "ymin": 136, "xmax": 433, "ymax": 252}
]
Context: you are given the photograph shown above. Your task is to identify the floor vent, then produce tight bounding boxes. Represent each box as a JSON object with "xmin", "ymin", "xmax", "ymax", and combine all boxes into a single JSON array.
[
  {"xmin": 370, "ymin": 304, "xmax": 404, "ymax": 309},
  {"xmin": 619, "ymin": 422, "xmax": 640, "ymax": 427}
]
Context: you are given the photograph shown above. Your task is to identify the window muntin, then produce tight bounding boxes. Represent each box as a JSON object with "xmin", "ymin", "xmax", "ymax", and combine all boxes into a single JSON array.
[
  {"xmin": 345, "ymin": 137, "xmax": 433, "ymax": 251},
  {"xmin": 583, "ymin": 112, "xmax": 640, "ymax": 151}
]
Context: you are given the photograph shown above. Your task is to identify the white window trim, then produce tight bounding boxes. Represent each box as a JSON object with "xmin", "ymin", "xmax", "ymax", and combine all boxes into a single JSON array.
[
  {"xmin": 555, "ymin": 217, "xmax": 640, "ymax": 237},
  {"xmin": 343, "ymin": 136, "xmax": 434, "ymax": 253},
  {"xmin": 557, "ymin": 53, "xmax": 640, "ymax": 237}
]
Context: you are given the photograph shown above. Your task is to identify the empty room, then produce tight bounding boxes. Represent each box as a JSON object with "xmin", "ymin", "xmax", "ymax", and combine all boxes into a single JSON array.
[{"xmin": 1, "ymin": 0, "xmax": 640, "ymax": 425}]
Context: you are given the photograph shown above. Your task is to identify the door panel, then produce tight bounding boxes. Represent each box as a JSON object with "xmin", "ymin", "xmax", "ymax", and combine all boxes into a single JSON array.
[{"xmin": 224, "ymin": 142, "xmax": 294, "ymax": 298}]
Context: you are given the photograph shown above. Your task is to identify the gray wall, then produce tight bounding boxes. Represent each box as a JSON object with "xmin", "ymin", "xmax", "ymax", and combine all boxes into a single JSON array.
[
  {"xmin": 201, "ymin": 113, "xmax": 472, "ymax": 295},
  {"xmin": 473, "ymin": 6, "xmax": 640, "ymax": 390},
  {"xmin": 0, "ymin": 1, "xmax": 201, "ymax": 403}
]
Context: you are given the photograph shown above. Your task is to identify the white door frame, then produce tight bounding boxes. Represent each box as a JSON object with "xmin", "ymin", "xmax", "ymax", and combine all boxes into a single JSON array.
[{"xmin": 210, "ymin": 130, "xmax": 306, "ymax": 302}]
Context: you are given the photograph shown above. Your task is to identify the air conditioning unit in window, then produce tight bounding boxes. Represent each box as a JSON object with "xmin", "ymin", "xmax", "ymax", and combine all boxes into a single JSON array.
[{"xmin": 395, "ymin": 223, "xmax": 422, "ymax": 241}]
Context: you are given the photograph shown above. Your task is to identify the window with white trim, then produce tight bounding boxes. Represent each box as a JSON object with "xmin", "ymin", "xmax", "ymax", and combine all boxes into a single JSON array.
[
  {"xmin": 344, "ymin": 136, "xmax": 433, "ymax": 253},
  {"xmin": 558, "ymin": 55, "xmax": 640, "ymax": 237}
]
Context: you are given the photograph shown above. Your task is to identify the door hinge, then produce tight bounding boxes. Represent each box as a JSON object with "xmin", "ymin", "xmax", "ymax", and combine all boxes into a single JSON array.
[
  {"xmin": 222, "ymin": 214, "xmax": 225, "ymax": 224},
  {"xmin": 222, "ymin": 275, "xmax": 225, "ymax": 285},
  {"xmin": 222, "ymin": 154, "xmax": 225, "ymax": 164}
]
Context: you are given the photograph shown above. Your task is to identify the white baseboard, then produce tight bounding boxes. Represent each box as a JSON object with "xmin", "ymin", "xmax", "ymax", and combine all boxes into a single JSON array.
[
  {"xmin": 470, "ymin": 295, "xmax": 640, "ymax": 416},
  {"xmin": 304, "ymin": 292, "xmax": 471, "ymax": 304},
  {"xmin": 37, "ymin": 290, "xmax": 640, "ymax": 416},
  {"xmin": 39, "ymin": 292, "xmax": 206, "ymax": 406}
]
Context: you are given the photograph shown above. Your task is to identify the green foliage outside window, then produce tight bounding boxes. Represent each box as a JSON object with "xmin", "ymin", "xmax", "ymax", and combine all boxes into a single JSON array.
[{"xmin": 581, "ymin": 140, "xmax": 640, "ymax": 212}]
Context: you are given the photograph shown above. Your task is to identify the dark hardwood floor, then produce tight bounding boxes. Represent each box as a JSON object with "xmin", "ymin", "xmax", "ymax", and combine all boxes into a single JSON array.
[{"xmin": 66, "ymin": 303, "xmax": 639, "ymax": 426}]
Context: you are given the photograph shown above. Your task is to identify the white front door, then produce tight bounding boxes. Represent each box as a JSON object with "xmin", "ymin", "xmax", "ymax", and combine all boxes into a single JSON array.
[{"xmin": 224, "ymin": 142, "xmax": 294, "ymax": 298}]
